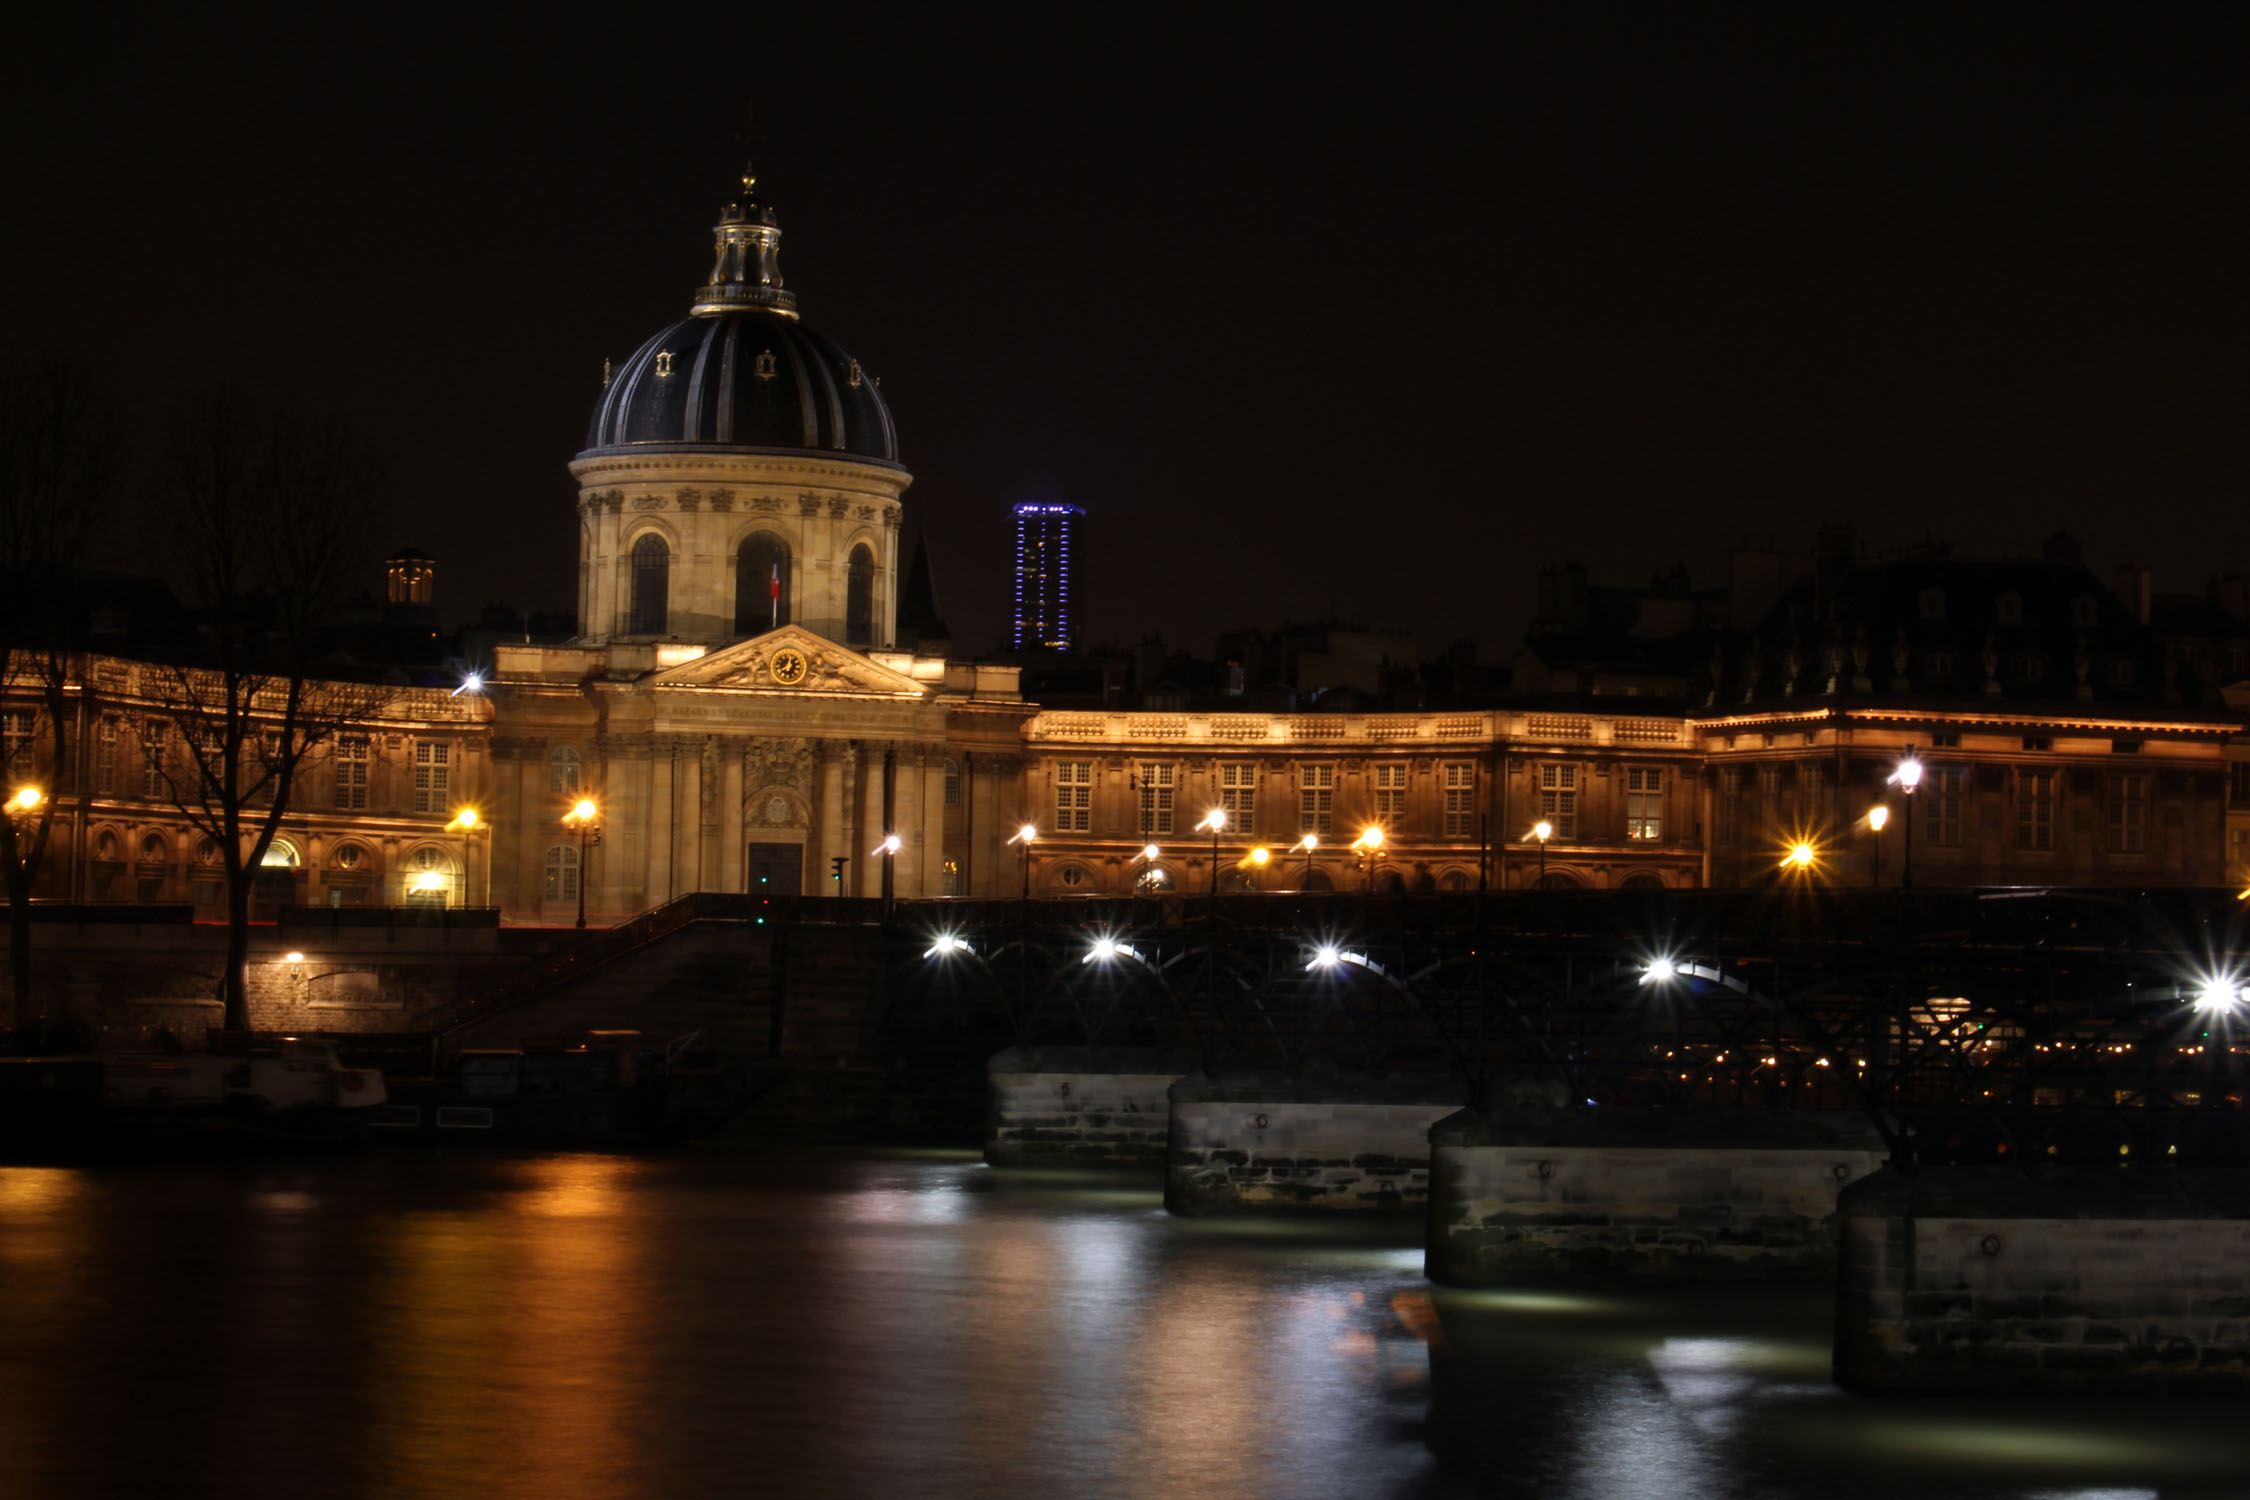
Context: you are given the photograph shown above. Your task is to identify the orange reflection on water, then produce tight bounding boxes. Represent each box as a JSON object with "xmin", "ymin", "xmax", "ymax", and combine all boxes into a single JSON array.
[
  {"xmin": 363, "ymin": 1155, "xmax": 649, "ymax": 1496},
  {"xmin": 1127, "ymin": 1272, "xmax": 1267, "ymax": 1500}
]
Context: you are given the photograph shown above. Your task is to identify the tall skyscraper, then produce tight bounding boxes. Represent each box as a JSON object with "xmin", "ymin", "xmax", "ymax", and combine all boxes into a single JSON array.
[{"xmin": 1011, "ymin": 501, "xmax": 1084, "ymax": 651}]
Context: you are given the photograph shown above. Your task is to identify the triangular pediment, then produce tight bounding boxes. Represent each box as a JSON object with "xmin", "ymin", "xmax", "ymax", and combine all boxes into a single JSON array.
[{"xmin": 651, "ymin": 626, "xmax": 928, "ymax": 699}]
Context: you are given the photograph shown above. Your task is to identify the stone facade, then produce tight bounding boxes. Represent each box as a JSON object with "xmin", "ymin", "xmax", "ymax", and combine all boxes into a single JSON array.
[
  {"xmin": 1164, "ymin": 1073, "xmax": 1467, "ymax": 1214},
  {"xmin": 984, "ymin": 1046, "xmax": 1189, "ymax": 1167},
  {"xmin": 1838, "ymin": 1166, "xmax": 2250, "ymax": 1395},
  {"xmin": 1426, "ymin": 1104, "xmax": 1884, "ymax": 1284}
]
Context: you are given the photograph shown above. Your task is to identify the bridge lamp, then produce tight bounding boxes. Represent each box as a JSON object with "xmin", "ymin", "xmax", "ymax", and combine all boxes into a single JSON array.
[
  {"xmin": 451, "ymin": 670, "xmax": 485, "ymax": 696},
  {"xmin": 922, "ymin": 932, "xmax": 973, "ymax": 959},
  {"xmin": 2194, "ymin": 976, "xmax": 2246, "ymax": 1011},
  {"xmin": 1640, "ymin": 956, "xmax": 1679, "ymax": 985},
  {"xmin": 1309, "ymin": 944, "xmax": 1343, "ymax": 970},
  {"xmin": 1088, "ymin": 936, "xmax": 1120, "ymax": 963}
]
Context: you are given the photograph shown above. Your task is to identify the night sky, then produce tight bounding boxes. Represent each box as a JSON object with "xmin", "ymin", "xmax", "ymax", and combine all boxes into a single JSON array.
[{"xmin": 7, "ymin": 12, "xmax": 2243, "ymax": 661}]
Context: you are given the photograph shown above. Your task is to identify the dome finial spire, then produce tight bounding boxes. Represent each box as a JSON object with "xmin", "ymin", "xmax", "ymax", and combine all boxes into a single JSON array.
[{"xmin": 693, "ymin": 159, "xmax": 798, "ymax": 319}]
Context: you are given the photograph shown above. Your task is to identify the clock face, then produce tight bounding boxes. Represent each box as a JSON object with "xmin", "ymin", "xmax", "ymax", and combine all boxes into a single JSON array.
[{"xmin": 769, "ymin": 647, "xmax": 808, "ymax": 686}]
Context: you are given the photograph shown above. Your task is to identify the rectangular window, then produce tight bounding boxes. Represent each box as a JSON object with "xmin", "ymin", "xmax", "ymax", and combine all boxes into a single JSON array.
[
  {"xmin": 1054, "ymin": 760, "xmax": 1091, "ymax": 833},
  {"xmin": 1137, "ymin": 763, "xmax": 1174, "ymax": 836},
  {"xmin": 2017, "ymin": 768, "xmax": 2055, "ymax": 850},
  {"xmin": 1442, "ymin": 763, "xmax": 1475, "ymax": 839},
  {"xmin": 1373, "ymin": 763, "xmax": 1406, "ymax": 825},
  {"xmin": 1925, "ymin": 766, "xmax": 1964, "ymax": 846},
  {"xmin": 96, "ymin": 714, "xmax": 118, "ymax": 794},
  {"xmin": 335, "ymin": 735, "xmax": 370, "ymax": 811},
  {"xmin": 944, "ymin": 758, "xmax": 960, "ymax": 808},
  {"xmin": 941, "ymin": 857, "xmax": 960, "ymax": 896},
  {"xmin": 141, "ymin": 720, "xmax": 169, "ymax": 799},
  {"xmin": 413, "ymin": 740, "xmax": 451, "ymax": 814},
  {"xmin": 1757, "ymin": 765, "xmax": 1782, "ymax": 831},
  {"xmin": 1, "ymin": 708, "xmax": 32, "ymax": 773},
  {"xmin": 1298, "ymin": 763, "xmax": 1333, "ymax": 835},
  {"xmin": 1539, "ymin": 763, "xmax": 1579, "ymax": 841},
  {"xmin": 2109, "ymin": 773, "xmax": 2147, "ymax": 853},
  {"xmin": 1625, "ymin": 766, "xmax": 1663, "ymax": 841},
  {"xmin": 1716, "ymin": 769, "xmax": 1740, "ymax": 844},
  {"xmin": 1219, "ymin": 763, "xmax": 1256, "ymax": 836},
  {"xmin": 2231, "ymin": 762, "xmax": 2250, "ymax": 810}
]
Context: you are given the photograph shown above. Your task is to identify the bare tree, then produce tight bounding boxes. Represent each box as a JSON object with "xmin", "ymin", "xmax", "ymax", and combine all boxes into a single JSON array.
[
  {"xmin": 0, "ymin": 357, "xmax": 121, "ymax": 1033},
  {"xmin": 145, "ymin": 393, "xmax": 385, "ymax": 1033}
]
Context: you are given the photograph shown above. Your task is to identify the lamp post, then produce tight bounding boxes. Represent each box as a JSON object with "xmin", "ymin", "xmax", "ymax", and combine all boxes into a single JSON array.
[
  {"xmin": 1292, "ymin": 833, "xmax": 1318, "ymax": 892},
  {"xmin": 874, "ymin": 833, "xmax": 902, "ymax": 920},
  {"xmin": 1131, "ymin": 842, "xmax": 1161, "ymax": 897},
  {"xmin": 1529, "ymin": 819, "xmax": 1553, "ymax": 888},
  {"xmin": 1008, "ymin": 823, "xmax": 1037, "ymax": 909},
  {"xmin": 1350, "ymin": 826, "xmax": 1384, "ymax": 892},
  {"xmin": 562, "ymin": 797, "xmax": 601, "ymax": 930},
  {"xmin": 1246, "ymin": 846, "xmax": 1271, "ymax": 892},
  {"xmin": 1196, "ymin": 808, "xmax": 1227, "ymax": 902},
  {"xmin": 1889, "ymin": 754, "xmax": 1923, "ymax": 897},
  {"xmin": 447, "ymin": 807, "xmax": 492, "ymax": 908},
  {"xmin": 1866, "ymin": 804, "xmax": 1889, "ymax": 890}
]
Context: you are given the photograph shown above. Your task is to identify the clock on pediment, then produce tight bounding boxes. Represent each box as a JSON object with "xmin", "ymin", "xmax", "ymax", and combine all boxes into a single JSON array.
[{"xmin": 768, "ymin": 647, "xmax": 809, "ymax": 686}]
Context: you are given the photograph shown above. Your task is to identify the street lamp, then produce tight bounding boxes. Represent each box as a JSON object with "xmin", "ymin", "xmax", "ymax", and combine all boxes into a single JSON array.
[
  {"xmin": 1527, "ymin": 819, "xmax": 1553, "ymax": 887},
  {"xmin": 1130, "ymin": 842, "xmax": 1163, "ymax": 896},
  {"xmin": 1246, "ymin": 845, "xmax": 1271, "ymax": 892},
  {"xmin": 1865, "ymin": 803, "xmax": 1889, "ymax": 889},
  {"xmin": 1350, "ymin": 826, "xmax": 1384, "ymax": 892},
  {"xmin": 873, "ymin": 833, "xmax": 902, "ymax": 918},
  {"xmin": 1195, "ymin": 808, "xmax": 1227, "ymax": 901},
  {"xmin": 8, "ymin": 786, "xmax": 40, "ymax": 816},
  {"xmin": 562, "ymin": 797, "xmax": 601, "ymax": 930},
  {"xmin": 1008, "ymin": 823, "xmax": 1038, "ymax": 906},
  {"xmin": 447, "ymin": 807, "xmax": 492, "ymax": 908},
  {"xmin": 1888, "ymin": 754, "xmax": 1924, "ymax": 896},
  {"xmin": 1291, "ymin": 833, "xmax": 1318, "ymax": 891}
]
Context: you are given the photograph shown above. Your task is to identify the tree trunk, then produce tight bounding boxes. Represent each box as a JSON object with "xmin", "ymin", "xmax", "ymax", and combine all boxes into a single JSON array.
[{"xmin": 222, "ymin": 868, "xmax": 253, "ymax": 1033}]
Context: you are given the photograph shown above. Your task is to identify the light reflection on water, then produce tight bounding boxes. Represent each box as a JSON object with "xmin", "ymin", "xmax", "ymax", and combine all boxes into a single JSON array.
[{"xmin": 4, "ymin": 1150, "xmax": 2250, "ymax": 1499}]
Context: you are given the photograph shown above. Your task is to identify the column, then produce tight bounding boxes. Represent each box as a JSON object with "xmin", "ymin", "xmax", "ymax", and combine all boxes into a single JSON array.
[
  {"xmin": 817, "ymin": 743, "xmax": 846, "ymax": 897},
  {"xmin": 719, "ymin": 748, "xmax": 744, "ymax": 892},
  {"xmin": 858, "ymin": 740, "xmax": 885, "ymax": 898}
]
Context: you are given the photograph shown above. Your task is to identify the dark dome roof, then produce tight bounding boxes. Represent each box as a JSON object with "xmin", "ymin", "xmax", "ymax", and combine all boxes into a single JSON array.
[{"xmin": 583, "ymin": 311, "xmax": 898, "ymax": 464}]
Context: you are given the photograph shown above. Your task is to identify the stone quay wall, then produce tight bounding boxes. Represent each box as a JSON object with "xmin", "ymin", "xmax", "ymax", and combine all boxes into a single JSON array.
[
  {"xmin": 1428, "ymin": 1103, "xmax": 1886, "ymax": 1284},
  {"xmin": 984, "ymin": 1047, "xmax": 1192, "ymax": 1167},
  {"xmin": 1165, "ymin": 1072, "xmax": 1468, "ymax": 1214},
  {"xmin": 1837, "ymin": 1166, "xmax": 2250, "ymax": 1396}
]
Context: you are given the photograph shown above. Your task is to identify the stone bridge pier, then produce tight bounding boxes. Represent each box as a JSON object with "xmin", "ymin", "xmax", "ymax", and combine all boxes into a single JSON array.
[{"xmin": 1163, "ymin": 1071, "xmax": 1469, "ymax": 1215}]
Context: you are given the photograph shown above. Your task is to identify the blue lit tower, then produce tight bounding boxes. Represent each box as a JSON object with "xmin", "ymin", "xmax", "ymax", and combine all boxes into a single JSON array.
[{"xmin": 1011, "ymin": 501, "xmax": 1084, "ymax": 651}]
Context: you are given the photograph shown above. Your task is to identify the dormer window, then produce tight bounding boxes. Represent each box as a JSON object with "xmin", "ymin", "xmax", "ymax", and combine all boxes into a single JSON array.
[
  {"xmin": 2106, "ymin": 659, "xmax": 2135, "ymax": 686},
  {"xmin": 654, "ymin": 350, "xmax": 674, "ymax": 378},
  {"xmin": 1919, "ymin": 588, "xmax": 1946, "ymax": 622},
  {"xmin": 2018, "ymin": 655, "xmax": 2045, "ymax": 682},
  {"xmin": 1927, "ymin": 651, "xmax": 1954, "ymax": 677},
  {"xmin": 1995, "ymin": 592, "xmax": 2023, "ymax": 625},
  {"xmin": 2071, "ymin": 595, "xmax": 2100, "ymax": 627}
]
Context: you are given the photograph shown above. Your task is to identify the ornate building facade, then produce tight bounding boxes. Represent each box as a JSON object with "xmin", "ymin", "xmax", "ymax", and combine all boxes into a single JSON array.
[{"xmin": 1, "ymin": 169, "xmax": 2240, "ymax": 919}]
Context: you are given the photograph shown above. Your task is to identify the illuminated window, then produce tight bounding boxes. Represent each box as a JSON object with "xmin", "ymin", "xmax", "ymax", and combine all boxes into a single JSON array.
[
  {"xmin": 1625, "ymin": 766, "xmax": 1663, "ymax": 841},
  {"xmin": 332, "ymin": 842, "xmax": 365, "ymax": 870},
  {"xmin": 141, "ymin": 720, "xmax": 169, "ymax": 799},
  {"xmin": 1539, "ymin": 763, "xmax": 1579, "ymax": 841},
  {"xmin": 1137, "ymin": 763, "xmax": 1175, "ymax": 836},
  {"xmin": 845, "ymin": 544, "xmax": 875, "ymax": 648},
  {"xmin": 2108, "ymin": 773, "xmax": 2147, "ymax": 853},
  {"xmin": 544, "ymin": 844, "xmax": 579, "ymax": 901},
  {"xmin": 1442, "ymin": 763, "xmax": 1474, "ymax": 839},
  {"xmin": 1055, "ymin": 760, "xmax": 1091, "ymax": 833},
  {"xmin": 734, "ymin": 533, "xmax": 791, "ymax": 634},
  {"xmin": 1925, "ymin": 766, "xmax": 1964, "ymax": 846},
  {"xmin": 412, "ymin": 741, "xmax": 451, "ymax": 814},
  {"xmin": 549, "ymin": 746, "xmax": 581, "ymax": 797},
  {"xmin": 1, "ymin": 708, "xmax": 32, "ymax": 773},
  {"xmin": 405, "ymin": 846, "xmax": 448, "ymax": 905},
  {"xmin": 941, "ymin": 857, "xmax": 959, "ymax": 895},
  {"xmin": 2016, "ymin": 769, "xmax": 2055, "ymax": 851},
  {"xmin": 96, "ymin": 714, "xmax": 118, "ymax": 794},
  {"xmin": 628, "ymin": 534, "xmax": 669, "ymax": 635},
  {"xmin": 1298, "ymin": 763, "xmax": 1333, "ymax": 836},
  {"xmin": 943, "ymin": 758, "xmax": 960, "ymax": 808},
  {"xmin": 1373, "ymin": 763, "xmax": 1405, "ymax": 824},
  {"xmin": 334, "ymin": 735, "xmax": 369, "ymax": 810},
  {"xmin": 1220, "ymin": 763, "xmax": 1256, "ymax": 836}
]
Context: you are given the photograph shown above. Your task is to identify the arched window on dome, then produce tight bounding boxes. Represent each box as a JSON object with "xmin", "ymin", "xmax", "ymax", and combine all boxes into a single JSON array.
[
  {"xmin": 845, "ymin": 544, "xmax": 875, "ymax": 648},
  {"xmin": 629, "ymin": 534, "xmax": 670, "ymax": 636},
  {"xmin": 735, "ymin": 533, "xmax": 792, "ymax": 635}
]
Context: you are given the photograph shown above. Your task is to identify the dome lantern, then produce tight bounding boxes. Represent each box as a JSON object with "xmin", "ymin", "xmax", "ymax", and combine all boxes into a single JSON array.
[{"xmin": 691, "ymin": 162, "xmax": 799, "ymax": 319}]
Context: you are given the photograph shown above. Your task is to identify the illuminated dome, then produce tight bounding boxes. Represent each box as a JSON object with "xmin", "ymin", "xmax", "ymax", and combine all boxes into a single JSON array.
[{"xmin": 582, "ymin": 168, "xmax": 899, "ymax": 465}]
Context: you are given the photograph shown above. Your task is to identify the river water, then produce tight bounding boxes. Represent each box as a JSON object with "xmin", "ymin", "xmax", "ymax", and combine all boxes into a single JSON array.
[{"xmin": 1, "ymin": 1147, "xmax": 2245, "ymax": 1499}]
